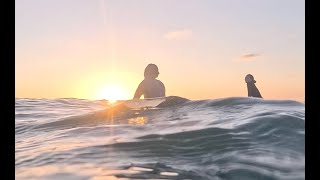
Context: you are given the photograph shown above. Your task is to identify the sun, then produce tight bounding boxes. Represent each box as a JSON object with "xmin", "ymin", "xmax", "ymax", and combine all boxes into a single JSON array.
[{"xmin": 97, "ymin": 85, "xmax": 130, "ymax": 103}]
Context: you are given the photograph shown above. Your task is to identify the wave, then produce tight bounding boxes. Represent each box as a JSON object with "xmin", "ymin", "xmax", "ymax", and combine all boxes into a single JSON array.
[
  {"xmin": 16, "ymin": 97, "xmax": 305, "ymax": 179},
  {"xmin": 33, "ymin": 97, "xmax": 304, "ymax": 130}
]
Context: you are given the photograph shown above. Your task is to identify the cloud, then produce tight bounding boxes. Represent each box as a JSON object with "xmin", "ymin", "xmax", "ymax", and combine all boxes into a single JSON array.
[
  {"xmin": 239, "ymin": 53, "xmax": 261, "ymax": 61},
  {"xmin": 164, "ymin": 29, "xmax": 192, "ymax": 40}
]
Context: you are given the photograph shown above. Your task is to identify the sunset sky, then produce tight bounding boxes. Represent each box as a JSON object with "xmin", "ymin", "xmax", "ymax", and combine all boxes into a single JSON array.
[{"xmin": 15, "ymin": 0, "xmax": 305, "ymax": 102}]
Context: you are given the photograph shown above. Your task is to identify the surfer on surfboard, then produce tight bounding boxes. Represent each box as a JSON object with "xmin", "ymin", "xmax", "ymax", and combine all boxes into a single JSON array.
[
  {"xmin": 133, "ymin": 64, "xmax": 166, "ymax": 99},
  {"xmin": 245, "ymin": 74, "xmax": 263, "ymax": 98}
]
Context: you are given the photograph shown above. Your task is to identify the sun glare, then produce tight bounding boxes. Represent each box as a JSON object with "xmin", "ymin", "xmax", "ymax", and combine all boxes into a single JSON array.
[{"xmin": 97, "ymin": 85, "xmax": 130, "ymax": 103}]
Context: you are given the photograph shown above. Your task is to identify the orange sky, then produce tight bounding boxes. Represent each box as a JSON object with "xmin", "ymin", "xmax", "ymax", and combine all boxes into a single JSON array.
[{"xmin": 15, "ymin": 0, "xmax": 305, "ymax": 102}]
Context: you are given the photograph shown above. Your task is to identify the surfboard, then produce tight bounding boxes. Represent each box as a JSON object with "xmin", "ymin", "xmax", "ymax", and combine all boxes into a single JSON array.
[{"xmin": 124, "ymin": 97, "xmax": 166, "ymax": 109}]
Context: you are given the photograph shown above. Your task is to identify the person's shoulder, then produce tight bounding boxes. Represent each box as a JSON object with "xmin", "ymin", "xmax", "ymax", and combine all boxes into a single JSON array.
[
  {"xmin": 156, "ymin": 79, "xmax": 165, "ymax": 86},
  {"xmin": 138, "ymin": 79, "xmax": 147, "ymax": 86},
  {"xmin": 155, "ymin": 79, "xmax": 164, "ymax": 83}
]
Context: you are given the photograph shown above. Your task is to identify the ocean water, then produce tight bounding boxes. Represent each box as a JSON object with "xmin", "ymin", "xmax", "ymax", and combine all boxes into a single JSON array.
[{"xmin": 15, "ymin": 97, "xmax": 305, "ymax": 180}]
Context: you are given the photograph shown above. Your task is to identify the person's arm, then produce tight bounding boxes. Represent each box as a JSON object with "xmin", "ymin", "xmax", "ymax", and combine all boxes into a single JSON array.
[
  {"xmin": 161, "ymin": 82, "xmax": 166, "ymax": 97},
  {"xmin": 133, "ymin": 81, "xmax": 144, "ymax": 99},
  {"xmin": 254, "ymin": 87, "xmax": 263, "ymax": 98},
  {"xmin": 247, "ymin": 84, "xmax": 252, "ymax": 97},
  {"xmin": 247, "ymin": 83, "xmax": 263, "ymax": 98}
]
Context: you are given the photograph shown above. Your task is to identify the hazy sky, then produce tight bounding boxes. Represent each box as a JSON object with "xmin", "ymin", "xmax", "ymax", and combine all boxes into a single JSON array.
[{"xmin": 15, "ymin": 0, "xmax": 305, "ymax": 101}]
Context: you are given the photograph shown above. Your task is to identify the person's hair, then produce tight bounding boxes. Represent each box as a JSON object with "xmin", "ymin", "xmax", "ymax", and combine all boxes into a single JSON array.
[
  {"xmin": 144, "ymin": 64, "xmax": 159, "ymax": 78},
  {"xmin": 245, "ymin": 74, "xmax": 256, "ymax": 83}
]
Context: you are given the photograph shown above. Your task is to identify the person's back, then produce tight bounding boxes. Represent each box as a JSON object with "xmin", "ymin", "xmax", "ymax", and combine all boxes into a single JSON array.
[
  {"xmin": 134, "ymin": 64, "xmax": 166, "ymax": 99},
  {"xmin": 245, "ymin": 74, "xmax": 263, "ymax": 98}
]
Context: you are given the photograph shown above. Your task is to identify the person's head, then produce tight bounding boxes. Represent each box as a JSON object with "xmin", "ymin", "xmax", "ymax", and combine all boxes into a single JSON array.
[
  {"xmin": 144, "ymin": 64, "xmax": 159, "ymax": 79},
  {"xmin": 245, "ymin": 74, "xmax": 256, "ymax": 83}
]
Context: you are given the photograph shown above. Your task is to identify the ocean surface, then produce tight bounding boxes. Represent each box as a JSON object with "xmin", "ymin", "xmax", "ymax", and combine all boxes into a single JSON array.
[{"xmin": 15, "ymin": 97, "xmax": 305, "ymax": 180}]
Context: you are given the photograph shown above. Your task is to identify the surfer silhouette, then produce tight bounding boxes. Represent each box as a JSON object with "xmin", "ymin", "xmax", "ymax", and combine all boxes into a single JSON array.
[
  {"xmin": 94, "ymin": 64, "xmax": 187, "ymax": 119},
  {"xmin": 245, "ymin": 74, "xmax": 263, "ymax": 98},
  {"xmin": 133, "ymin": 64, "xmax": 166, "ymax": 99}
]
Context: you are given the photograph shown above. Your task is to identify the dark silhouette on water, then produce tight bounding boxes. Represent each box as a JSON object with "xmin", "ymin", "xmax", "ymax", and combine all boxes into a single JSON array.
[
  {"xmin": 134, "ymin": 64, "xmax": 166, "ymax": 99},
  {"xmin": 45, "ymin": 64, "xmax": 187, "ymax": 123},
  {"xmin": 132, "ymin": 63, "xmax": 188, "ymax": 107},
  {"xmin": 245, "ymin": 74, "xmax": 263, "ymax": 98}
]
